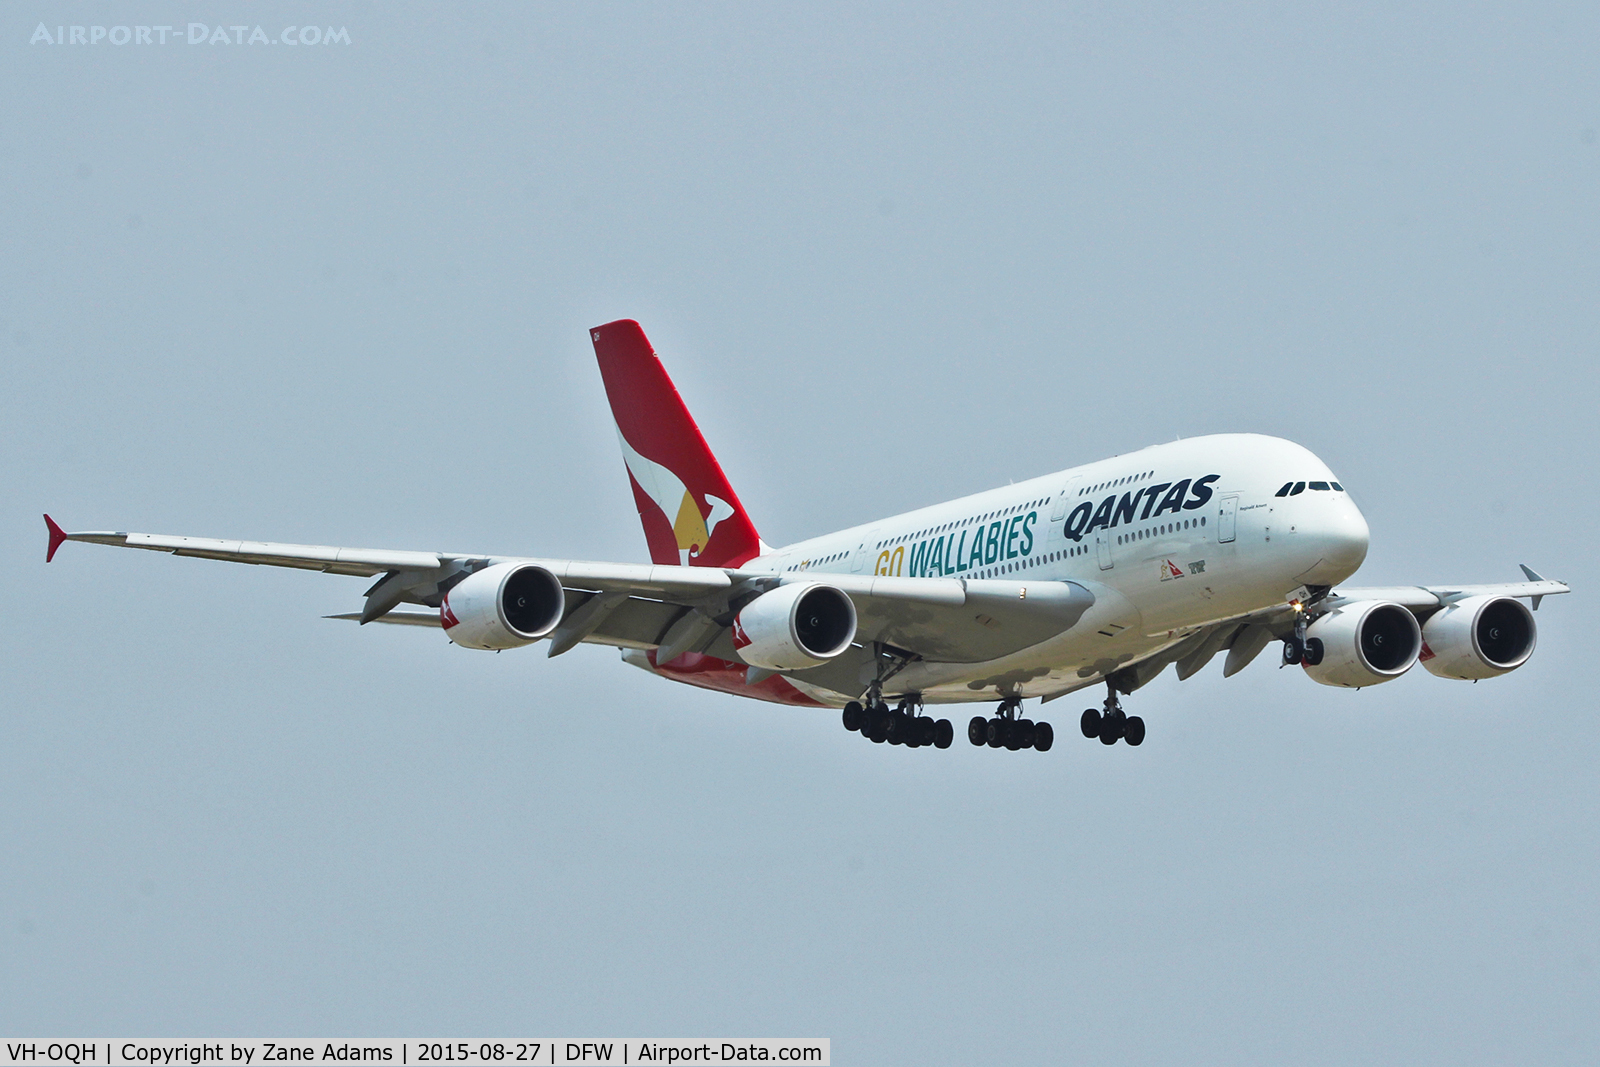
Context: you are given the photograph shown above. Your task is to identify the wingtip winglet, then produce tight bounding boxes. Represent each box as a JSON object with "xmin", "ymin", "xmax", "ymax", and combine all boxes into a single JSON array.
[{"xmin": 44, "ymin": 514, "xmax": 67, "ymax": 562}]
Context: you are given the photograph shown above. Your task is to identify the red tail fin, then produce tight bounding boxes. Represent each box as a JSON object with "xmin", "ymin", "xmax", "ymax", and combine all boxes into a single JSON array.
[{"xmin": 591, "ymin": 320, "xmax": 763, "ymax": 568}]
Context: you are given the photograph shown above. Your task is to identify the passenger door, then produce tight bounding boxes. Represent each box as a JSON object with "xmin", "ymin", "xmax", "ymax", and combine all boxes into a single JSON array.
[{"xmin": 1217, "ymin": 494, "xmax": 1239, "ymax": 544}]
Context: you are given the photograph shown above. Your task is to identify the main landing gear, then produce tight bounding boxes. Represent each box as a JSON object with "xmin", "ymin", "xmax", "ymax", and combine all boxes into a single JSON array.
[
  {"xmin": 1079, "ymin": 684, "xmax": 1145, "ymax": 746},
  {"xmin": 842, "ymin": 697, "xmax": 953, "ymax": 750},
  {"xmin": 967, "ymin": 697, "xmax": 1054, "ymax": 752}
]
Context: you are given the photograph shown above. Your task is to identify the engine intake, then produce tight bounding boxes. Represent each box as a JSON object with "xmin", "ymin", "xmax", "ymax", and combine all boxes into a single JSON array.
[
  {"xmin": 1420, "ymin": 594, "xmax": 1536, "ymax": 680},
  {"xmin": 441, "ymin": 562, "xmax": 565, "ymax": 650},
  {"xmin": 1302, "ymin": 600, "xmax": 1422, "ymax": 688},
  {"xmin": 732, "ymin": 582, "xmax": 857, "ymax": 671}
]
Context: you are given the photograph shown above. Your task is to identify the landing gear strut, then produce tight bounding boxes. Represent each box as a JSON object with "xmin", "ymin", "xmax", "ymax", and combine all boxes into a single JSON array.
[
  {"xmin": 1079, "ymin": 683, "xmax": 1144, "ymax": 746},
  {"xmin": 1282, "ymin": 610, "xmax": 1325, "ymax": 667},
  {"xmin": 1280, "ymin": 591, "xmax": 1331, "ymax": 668},
  {"xmin": 967, "ymin": 697, "xmax": 1053, "ymax": 752}
]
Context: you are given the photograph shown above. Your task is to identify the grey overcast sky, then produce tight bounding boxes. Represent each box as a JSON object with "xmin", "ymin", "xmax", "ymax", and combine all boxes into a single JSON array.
[{"xmin": 3, "ymin": 3, "xmax": 1597, "ymax": 1062}]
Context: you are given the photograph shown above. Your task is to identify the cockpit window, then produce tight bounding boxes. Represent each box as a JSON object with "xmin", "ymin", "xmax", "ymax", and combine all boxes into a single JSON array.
[{"xmin": 1280, "ymin": 479, "xmax": 1345, "ymax": 495}]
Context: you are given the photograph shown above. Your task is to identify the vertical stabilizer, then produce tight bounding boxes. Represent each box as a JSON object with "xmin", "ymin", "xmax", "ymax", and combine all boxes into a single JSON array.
[{"xmin": 591, "ymin": 320, "xmax": 763, "ymax": 568}]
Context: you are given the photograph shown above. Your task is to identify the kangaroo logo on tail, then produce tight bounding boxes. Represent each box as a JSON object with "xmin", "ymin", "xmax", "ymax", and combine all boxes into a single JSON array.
[{"xmin": 616, "ymin": 430, "xmax": 736, "ymax": 565}]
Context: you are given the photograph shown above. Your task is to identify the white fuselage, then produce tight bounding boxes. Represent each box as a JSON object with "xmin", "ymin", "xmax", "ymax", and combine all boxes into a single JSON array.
[{"xmin": 742, "ymin": 434, "xmax": 1370, "ymax": 705}]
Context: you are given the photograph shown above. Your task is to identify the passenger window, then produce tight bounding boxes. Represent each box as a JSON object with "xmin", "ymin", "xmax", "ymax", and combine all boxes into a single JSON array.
[{"xmin": 1290, "ymin": 482, "xmax": 1306, "ymax": 495}]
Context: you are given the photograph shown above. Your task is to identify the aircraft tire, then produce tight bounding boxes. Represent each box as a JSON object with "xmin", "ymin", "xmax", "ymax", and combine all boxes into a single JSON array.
[
  {"xmin": 906, "ymin": 715, "xmax": 925, "ymax": 748},
  {"xmin": 1099, "ymin": 710, "xmax": 1124, "ymax": 745},
  {"xmin": 1124, "ymin": 716, "xmax": 1146, "ymax": 747},
  {"xmin": 968, "ymin": 716, "xmax": 987, "ymax": 746},
  {"xmin": 1283, "ymin": 640, "xmax": 1303, "ymax": 665},
  {"xmin": 1081, "ymin": 709, "xmax": 1101, "ymax": 738},
  {"xmin": 1303, "ymin": 638, "xmax": 1325, "ymax": 666},
  {"xmin": 986, "ymin": 718, "xmax": 1006, "ymax": 748},
  {"xmin": 1034, "ymin": 722, "xmax": 1054, "ymax": 752},
  {"xmin": 1016, "ymin": 719, "xmax": 1036, "ymax": 749},
  {"xmin": 918, "ymin": 717, "xmax": 937, "ymax": 746},
  {"xmin": 842, "ymin": 702, "xmax": 863, "ymax": 732},
  {"xmin": 934, "ymin": 719, "xmax": 954, "ymax": 749}
]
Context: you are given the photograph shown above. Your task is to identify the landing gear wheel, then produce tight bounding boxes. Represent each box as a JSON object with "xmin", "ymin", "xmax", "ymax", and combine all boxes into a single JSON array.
[
  {"xmin": 1283, "ymin": 639, "xmax": 1303, "ymax": 665},
  {"xmin": 868, "ymin": 709, "xmax": 888, "ymax": 743},
  {"xmin": 1123, "ymin": 715, "xmax": 1146, "ymax": 746},
  {"xmin": 934, "ymin": 719, "xmax": 954, "ymax": 749},
  {"xmin": 1099, "ymin": 709, "xmax": 1125, "ymax": 745},
  {"xmin": 842, "ymin": 702, "xmax": 863, "ymax": 732},
  {"xmin": 1016, "ymin": 719, "xmax": 1036, "ymax": 749},
  {"xmin": 1004, "ymin": 721, "xmax": 1025, "ymax": 750},
  {"xmin": 918, "ymin": 716, "xmax": 937, "ymax": 746},
  {"xmin": 986, "ymin": 717, "xmax": 1005, "ymax": 748},
  {"xmin": 1081, "ymin": 709, "xmax": 1101, "ymax": 738},
  {"xmin": 888, "ymin": 713, "xmax": 911, "ymax": 745},
  {"xmin": 1303, "ymin": 637, "xmax": 1324, "ymax": 666},
  {"xmin": 1034, "ymin": 722, "xmax": 1054, "ymax": 752},
  {"xmin": 968, "ymin": 716, "xmax": 988, "ymax": 746}
]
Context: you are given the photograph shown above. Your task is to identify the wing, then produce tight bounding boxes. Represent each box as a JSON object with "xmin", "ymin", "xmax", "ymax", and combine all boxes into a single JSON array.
[
  {"xmin": 1071, "ymin": 569, "xmax": 1574, "ymax": 696},
  {"xmin": 44, "ymin": 517, "xmax": 1097, "ymax": 667}
]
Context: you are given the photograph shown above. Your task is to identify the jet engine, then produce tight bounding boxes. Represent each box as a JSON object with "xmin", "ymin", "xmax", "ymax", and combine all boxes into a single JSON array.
[
  {"xmin": 441, "ymin": 562, "xmax": 565, "ymax": 650},
  {"xmin": 732, "ymin": 582, "xmax": 857, "ymax": 671},
  {"xmin": 1302, "ymin": 600, "xmax": 1422, "ymax": 688},
  {"xmin": 1419, "ymin": 594, "xmax": 1536, "ymax": 680}
]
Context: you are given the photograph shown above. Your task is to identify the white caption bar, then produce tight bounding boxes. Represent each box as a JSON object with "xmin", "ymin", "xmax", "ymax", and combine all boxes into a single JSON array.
[{"xmin": 0, "ymin": 1043, "xmax": 828, "ymax": 1067}]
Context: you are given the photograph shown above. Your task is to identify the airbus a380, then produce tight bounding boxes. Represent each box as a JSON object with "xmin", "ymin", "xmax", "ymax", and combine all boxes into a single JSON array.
[{"xmin": 46, "ymin": 320, "xmax": 1569, "ymax": 752}]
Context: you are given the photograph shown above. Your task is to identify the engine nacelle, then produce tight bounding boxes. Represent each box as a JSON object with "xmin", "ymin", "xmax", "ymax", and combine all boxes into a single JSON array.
[
  {"xmin": 440, "ymin": 562, "xmax": 565, "ymax": 650},
  {"xmin": 1302, "ymin": 600, "xmax": 1422, "ymax": 688},
  {"xmin": 732, "ymin": 582, "xmax": 857, "ymax": 671},
  {"xmin": 1420, "ymin": 594, "xmax": 1536, "ymax": 680}
]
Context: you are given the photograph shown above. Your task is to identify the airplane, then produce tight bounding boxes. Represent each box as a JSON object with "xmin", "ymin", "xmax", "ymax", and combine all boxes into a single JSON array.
[{"xmin": 44, "ymin": 319, "xmax": 1570, "ymax": 753}]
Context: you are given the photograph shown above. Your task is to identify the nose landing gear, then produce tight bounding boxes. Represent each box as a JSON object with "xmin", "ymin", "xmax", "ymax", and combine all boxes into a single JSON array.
[
  {"xmin": 1079, "ymin": 684, "xmax": 1144, "ymax": 746},
  {"xmin": 1281, "ymin": 593, "xmax": 1327, "ymax": 666}
]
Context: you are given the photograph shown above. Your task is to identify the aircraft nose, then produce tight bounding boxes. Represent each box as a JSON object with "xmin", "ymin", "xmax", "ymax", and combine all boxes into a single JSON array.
[{"xmin": 1297, "ymin": 498, "xmax": 1370, "ymax": 585}]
